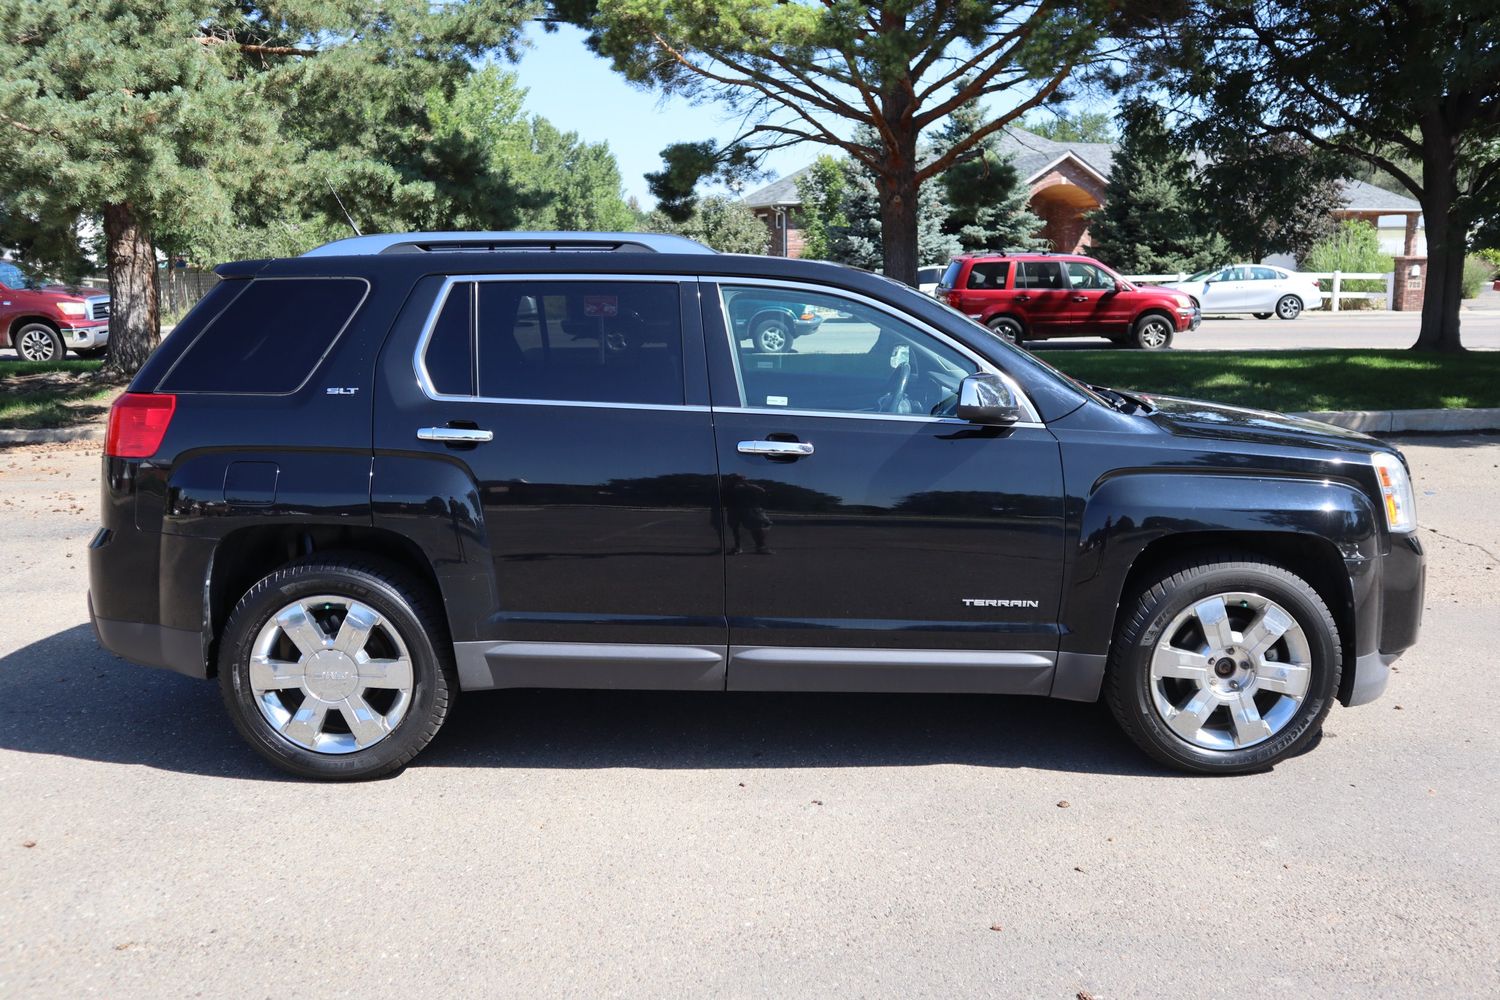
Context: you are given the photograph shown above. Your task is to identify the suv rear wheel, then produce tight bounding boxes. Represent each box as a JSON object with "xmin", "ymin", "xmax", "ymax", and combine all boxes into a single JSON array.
[
  {"xmin": 218, "ymin": 555, "xmax": 455, "ymax": 780},
  {"xmin": 14, "ymin": 322, "xmax": 64, "ymax": 362},
  {"xmin": 987, "ymin": 316, "xmax": 1023, "ymax": 344},
  {"xmin": 1105, "ymin": 556, "xmax": 1341, "ymax": 774},
  {"xmin": 1131, "ymin": 313, "xmax": 1174, "ymax": 349}
]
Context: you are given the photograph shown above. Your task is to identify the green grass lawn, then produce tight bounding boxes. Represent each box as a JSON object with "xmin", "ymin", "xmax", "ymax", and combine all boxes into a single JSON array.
[
  {"xmin": 1042, "ymin": 349, "xmax": 1500, "ymax": 412},
  {"xmin": 0, "ymin": 359, "xmax": 116, "ymax": 430}
]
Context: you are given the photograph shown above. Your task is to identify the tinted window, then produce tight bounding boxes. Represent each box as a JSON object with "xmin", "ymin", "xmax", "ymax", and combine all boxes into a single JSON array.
[
  {"xmin": 1016, "ymin": 261, "xmax": 1065, "ymax": 289},
  {"xmin": 966, "ymin": 261, "xmax": 1010, "ymax": 289},
  {"xmin": 1251, "ymin": 267, "xmax": 1281, "ymax": 280},
  {"xmin": 721, "ymin": 284, "xmax": 977, "ymax": 416},
  {"xmin": 423, "ymin": 283, "xmax": 475, "ymax": 396},
  {"xmin": 0, "ymin": 261, "xmax": 24, "ymax": 288},
  {"xmin": 475, "ymin": 281, "xmax": 683, "ymax": 405},
  {"xmin": 160, "ymin": 278, "xmax": 367, "ymax": 394},
  {"xmin": 940, "ymin": 261, "xmax": 963, "ymax": 288}
]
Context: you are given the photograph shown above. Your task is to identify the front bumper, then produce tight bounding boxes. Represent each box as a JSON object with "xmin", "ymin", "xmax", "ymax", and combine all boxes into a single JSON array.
[
  {"xmin": 1343, "ymin": 530, "xmax": 1425, "ymax": 706},
  {"xmin": 61, "ymin": 322, "xmax": 109, "ymax": 348}
]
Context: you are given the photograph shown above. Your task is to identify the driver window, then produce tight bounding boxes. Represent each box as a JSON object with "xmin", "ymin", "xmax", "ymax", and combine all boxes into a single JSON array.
[
  {"xmin": 719, "ymin": 284, "xmax": 978, "ymax": 417},
  {"xmin": 1066, "ymin": 261, "xmax": 1112, "ymax": 289}
]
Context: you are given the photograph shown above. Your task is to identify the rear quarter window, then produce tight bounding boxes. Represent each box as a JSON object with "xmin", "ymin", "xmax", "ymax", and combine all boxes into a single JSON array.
[
  {"xmin": 158, "ymin": 277, "xmax": 369, "ymax": 394},
  {"xmin": 967, "ymin": 261, "xmax": 1010, "ymax": 289}
]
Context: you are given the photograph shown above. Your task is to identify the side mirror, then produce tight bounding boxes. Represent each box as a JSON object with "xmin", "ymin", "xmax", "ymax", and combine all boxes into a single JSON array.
[{"xmin": 956, "ymin": 373, "xmax": 1022, "ymax": 425}]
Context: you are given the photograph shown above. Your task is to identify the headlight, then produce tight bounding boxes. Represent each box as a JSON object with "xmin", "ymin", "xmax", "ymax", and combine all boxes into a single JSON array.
[
  {"xmin": 1371, "ymin": 452, "xmax": 1417, "ymax": 532},
  {"xmin": 57, "ymin": 301, "xmax": 88, "ymax": 317}
]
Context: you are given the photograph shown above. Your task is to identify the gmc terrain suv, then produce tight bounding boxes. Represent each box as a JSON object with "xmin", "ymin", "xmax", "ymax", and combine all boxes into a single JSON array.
[
  {"xmin": 1, "ymin": 260, "xmax": 111, "ymax": 361},
  {"xmin": 89, "ymin": 232, "xmax": 1423, "ymax": 780},
  {"xmin": 936, "ymin": 251, "xmax": 1199, "ymax": 348}
]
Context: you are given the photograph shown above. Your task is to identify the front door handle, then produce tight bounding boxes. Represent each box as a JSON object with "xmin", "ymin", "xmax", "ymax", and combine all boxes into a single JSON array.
[
  {"xmin": 1013, "ymin": 293, "xmax": 1031, "ymax": 302},
  {"xmin": 738, "ymin": 440, "xmax": 814, "ymax": 457},
  {"xmin": 1071, "ymin": 294, "xmax": 1089, "ymax": 302},
  {"xmin": 418, "ymin": 426, "xmax": 493, "ymax": 443}
]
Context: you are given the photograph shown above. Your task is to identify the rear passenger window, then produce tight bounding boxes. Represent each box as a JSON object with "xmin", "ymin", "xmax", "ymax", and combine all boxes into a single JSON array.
[
  {"xmin": 159, "ymin": 278, "xmax": 367, "ymax": 394},
  {"xmin": 422, "ymin": 283, "xmax": 475, "ymax": 396},
  {"xmin": 966, "ymin": 262, "xmax": 1010, "ymax": 289},
  {"xmin": 1016, "ymin": 261, "xmax": 1065, "ymax": 289},
  {"xmin": 473, "ymin": 281, "xmax": 683, "ymax": 405}
]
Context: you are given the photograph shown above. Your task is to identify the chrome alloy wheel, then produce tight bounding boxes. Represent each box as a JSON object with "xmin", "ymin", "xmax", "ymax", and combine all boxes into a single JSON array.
[
  {"xmin": 755, "ymin": 321, "xmax": 789, "ymax": 353},
  {"xmin": 18, "ymin": 326, "xmax": 59, "ymax": 361},
  {"xmin": 1149, "ymin": 591, "xmax": 1312, "ymax": 751},
  {"xmin": 1137, "ymin": 317, "xmax": 1171, "ymax": 348},
  {"xmin": 1276, "ymin": 295, "xmax": 1303, "ymax": 320},
  {"xmin": 249, "ymin": 596, "xmax": 414, "ymax": 754}
]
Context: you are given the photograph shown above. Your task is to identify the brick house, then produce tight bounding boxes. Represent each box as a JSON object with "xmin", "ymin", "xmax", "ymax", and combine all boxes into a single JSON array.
[{"xmin": 743, "ymin": 126, "xmax": 1424, "ymax": 261}]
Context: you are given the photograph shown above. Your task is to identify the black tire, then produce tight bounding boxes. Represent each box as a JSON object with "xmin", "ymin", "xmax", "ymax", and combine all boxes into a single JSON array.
[
  {"xmin": 75, "ymin": 347, "xmax": 108, "ymax": 359},
  {"xmin": 1275, "ymin": 295, "xmax": 1303, "ymax": 320},
  {"xmin": 13, "ymin": 322, "xmax": 65, "ymax": 362},
  {"xmin": 1104, "ymin": 555, "xmax": 1342, "ymax": 774},
  {"xmin": 752, "ymin": 316, "xmax": 792, "ymax": 353},
  {"xmin": 987, "ymin": 315, "xmax": 1023, "ymax": 344},
  {"xmin": 1130, "ymin": 313, "xmax": 1174, "ymax": 349},
  {"xmin": 218, "ymin": 554, "xmax": 456, "ymax": 780},
  {"xmin": 1252, "ymin": 312, "xmax": 1273, "ymax": 320}
]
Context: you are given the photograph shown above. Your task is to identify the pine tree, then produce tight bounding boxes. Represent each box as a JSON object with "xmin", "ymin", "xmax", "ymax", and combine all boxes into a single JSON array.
[
  {"xmin": 936, "ymin": 94, "xmax": 1043, "ymax": 252},
  {"xmin": 1088, "ymin": 101, "xmax": 1228, "ymax": 275},
  {"xmin": 829, "ymin": 131, "xmax": 960, "ymax": 275},
  {"xmin": 794, "ymin": 156, "xmax": 849, "ymax": 261}
]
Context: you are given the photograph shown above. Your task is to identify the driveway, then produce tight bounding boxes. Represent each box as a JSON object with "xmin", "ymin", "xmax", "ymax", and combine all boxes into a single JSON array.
[{"xmin": 1, "ymin": 437, "xmax": 1497, "ymax": 998}]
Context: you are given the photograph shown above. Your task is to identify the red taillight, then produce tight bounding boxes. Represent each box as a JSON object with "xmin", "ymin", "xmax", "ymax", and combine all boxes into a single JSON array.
[
  {"xmin": 105, "ymin": 393, "xmax": 176, "ymax": 458},
  {"xmin": 946, "ymin": 291, "xmax": 962, "ymax": 307}
]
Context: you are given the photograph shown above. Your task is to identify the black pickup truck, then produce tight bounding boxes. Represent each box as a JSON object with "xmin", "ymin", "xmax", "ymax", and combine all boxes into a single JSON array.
[{"xmin": 88, "ymin": 231, "xmax": 1424, "ymax": 780}]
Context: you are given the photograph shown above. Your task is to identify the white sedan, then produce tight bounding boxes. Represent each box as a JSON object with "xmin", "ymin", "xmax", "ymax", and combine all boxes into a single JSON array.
[
  {"xmin": 1164, "ymin": 264, "xmax": 1325, "ymax": 319},
  {"xmin": 917, "ymin": 264, "xmax": 946, "ymax": 297}
]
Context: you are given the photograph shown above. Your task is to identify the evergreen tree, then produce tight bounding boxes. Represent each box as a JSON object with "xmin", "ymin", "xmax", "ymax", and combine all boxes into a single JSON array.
[
  {"xmin": 0, "ymin": 1, "xmax": 535, "ymax": 377},
  {"xmin": 1199, "ymin": 136, "xmax": 1346, "ymax": 264},
  {"xmin": 1088, "ymin": 101, "xmax": 1228, "ymax": 275},
  {"xmin": 935, "ymin": 93, "xmax": 1043, "ymax": 252},
  {"xmin": 830, "ymin": 133, "xmax": 961, "ymax": 275}
]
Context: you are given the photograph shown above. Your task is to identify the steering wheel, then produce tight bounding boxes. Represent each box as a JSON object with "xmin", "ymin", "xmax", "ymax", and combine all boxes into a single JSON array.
[{"xmin": 878, "ymin": 362, "xmax": 913, "ymax": 413}]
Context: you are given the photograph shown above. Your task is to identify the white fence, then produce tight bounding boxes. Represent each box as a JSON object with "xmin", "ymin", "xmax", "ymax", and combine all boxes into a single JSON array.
[{"xmin": 1124, "ymin": 271, "xmax": 1395, "ymax": 311}]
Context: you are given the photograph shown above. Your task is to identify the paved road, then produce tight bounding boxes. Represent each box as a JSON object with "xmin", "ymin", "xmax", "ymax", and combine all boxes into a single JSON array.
[{"xmin": 2, "ymin": 437, "xmax": 1497, "ymax": 998}]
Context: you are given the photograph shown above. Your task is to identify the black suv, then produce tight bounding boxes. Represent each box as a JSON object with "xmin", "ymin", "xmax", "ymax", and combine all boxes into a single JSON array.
[{"xmin": 89, "ymin": 231, "xmax": 1424, "ymax": 780}]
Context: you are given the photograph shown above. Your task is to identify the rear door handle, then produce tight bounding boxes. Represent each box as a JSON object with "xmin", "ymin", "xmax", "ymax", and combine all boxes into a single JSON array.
[
  {"xmin": 418, "ymin": 427, "xmax": 493, "ymax": 443},
  {"xmin": 1013, "ymin": 294, "xmax": 1031, "ymax": 302},
  {"xmin": 738, "ymin": 440, "xmax": 814, "ymax": 457}
]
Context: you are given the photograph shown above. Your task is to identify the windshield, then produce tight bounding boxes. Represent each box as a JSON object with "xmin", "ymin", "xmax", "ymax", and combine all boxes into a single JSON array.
[{"xmin": 0, "ymin": 260, "xmax": 45, "ymax": 289}]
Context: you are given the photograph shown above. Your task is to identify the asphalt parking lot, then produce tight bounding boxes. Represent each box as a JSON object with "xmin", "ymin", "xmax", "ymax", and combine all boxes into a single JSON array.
[{"xmin": 2, "ymin": 436, "xmax": 1497, "ymax": 998}]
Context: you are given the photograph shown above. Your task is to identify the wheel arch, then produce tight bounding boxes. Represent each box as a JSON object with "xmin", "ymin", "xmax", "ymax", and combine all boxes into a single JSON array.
[
  {"xmin": 203, "ymin": 524, "xmax": 444, "ymax": 677},
  {"xmin": 8, "ymin": 314, "xmax": 62, "ymax": 344}
]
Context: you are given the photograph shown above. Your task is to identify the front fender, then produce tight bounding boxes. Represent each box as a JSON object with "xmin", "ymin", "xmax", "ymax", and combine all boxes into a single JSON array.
[{"xmin": 1061, "ymin": 471, "xmax": 1380, "ymax": 657}]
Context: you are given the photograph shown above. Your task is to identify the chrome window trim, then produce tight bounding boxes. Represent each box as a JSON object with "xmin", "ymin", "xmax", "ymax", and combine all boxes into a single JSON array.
[
  {"xmin": 713, "ymin": 405, "xmax": 1043, "ymax": 430},
  {"xmin": 707, "ymin": 275, "xmax": 1043, "ymax": 425},
  {"xmin": 413, "ymin": 273, "xmax": 702, "ymax": 409}
]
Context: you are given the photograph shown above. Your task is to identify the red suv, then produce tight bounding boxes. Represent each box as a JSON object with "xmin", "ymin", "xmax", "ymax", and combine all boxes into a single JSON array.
[
  {"xmin": 0, "ymin": 260, "xmax": 111, "ymax": 361},
  {"xmin": 935, "ymin": 252, "xmax": 1199, "ymax": 349}
]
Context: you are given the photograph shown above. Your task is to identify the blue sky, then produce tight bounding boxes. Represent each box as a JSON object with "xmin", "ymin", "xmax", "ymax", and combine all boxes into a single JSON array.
[{"xmin": 511, "ymin": 24, "xmax": 821, "ymax": 205}]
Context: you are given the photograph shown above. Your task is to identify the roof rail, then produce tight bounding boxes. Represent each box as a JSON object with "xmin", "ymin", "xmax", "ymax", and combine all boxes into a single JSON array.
[{"xmin": 302, "ymin": 231, "xmax": 717, "ymax": 258}]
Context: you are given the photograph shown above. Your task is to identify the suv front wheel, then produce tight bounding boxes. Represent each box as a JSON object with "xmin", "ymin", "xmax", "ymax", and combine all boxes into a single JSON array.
[
  {"xmin": 1131, "ymin": 313, "xmax": 1174, "ymax": 349},
  {"xmin": 1105, "ymin": 556, "xmax": 1341, "ymax": 774},
  {"xmin": 218, "ymin": 555, "xmax": 456, "ymax": 780}
]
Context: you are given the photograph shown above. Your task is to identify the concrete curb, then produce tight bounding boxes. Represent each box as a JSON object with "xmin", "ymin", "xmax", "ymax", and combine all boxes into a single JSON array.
[
  {"xmin": 1294, "ymin": 408, "xmax": 1500, "ymax": 434},
  {"xmin": 0, "ymin": 424, "xmax": 104, "ymax": 446}
]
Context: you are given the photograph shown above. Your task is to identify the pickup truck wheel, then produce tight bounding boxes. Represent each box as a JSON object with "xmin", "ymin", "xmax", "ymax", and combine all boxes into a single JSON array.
[
  {"xmin": 987, "ymin": 316, "xmax": 1022, "ymax": 344},
  {"xmin": 14, "ymin": 323, "xmax": 65, "ymax": 362},
  {"xmin": 218, "ymin": 555, "xmax": 455, "ymax": 781},
  {"xmin": 1104, "ymin": 557, "xmax": 1341, "ymax": 774},
  {"xmin": 1275, "ymin": 295, "xmax": 1303, "ymax": 320},
  {"xmin": 753, "ymin": 317, "xmax": 791, "ymax": 353},
  {"xmin": 1131, "ymin": 314, "xmax": 1174, "ymax": 349}
]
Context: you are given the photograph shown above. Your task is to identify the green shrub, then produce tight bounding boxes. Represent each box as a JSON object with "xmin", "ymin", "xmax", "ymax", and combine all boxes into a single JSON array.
[
  {"xmin": 1463, "ymin": 255, "xmax": 1496, "ymax": 298},
  {"xmin": 1300, "ymin": 220, "xmax": 1393, "ymax": 309}
]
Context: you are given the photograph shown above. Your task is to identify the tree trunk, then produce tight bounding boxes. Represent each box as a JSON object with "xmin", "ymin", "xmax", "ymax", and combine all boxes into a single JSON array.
[
  {"xmin": 101, "ymin": 202, "xmax": 160, "ymax": 378},
  {"xmin": 1410, "ymin": 125, "xmax": 1465, "ymax": 352},
  {"xmin": 876, "ymin": 127, "xmax": 921, "ymax": 287}
]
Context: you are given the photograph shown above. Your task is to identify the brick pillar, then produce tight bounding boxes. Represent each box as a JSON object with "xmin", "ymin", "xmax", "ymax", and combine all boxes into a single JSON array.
[{"xmin": 1390, "ymin": 256, "xmax": 1426, "ymax": 311}]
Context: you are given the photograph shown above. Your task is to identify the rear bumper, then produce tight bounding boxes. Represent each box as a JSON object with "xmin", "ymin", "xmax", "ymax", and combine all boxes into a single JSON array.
[{"xmin": 89, "ymin": 594, "xmax": 207, "ymax": 679}]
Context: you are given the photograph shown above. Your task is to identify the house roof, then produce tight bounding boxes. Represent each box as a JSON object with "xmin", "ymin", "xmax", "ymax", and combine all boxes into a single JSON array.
[
  {"xmin": 743, "ymin": 167, "xmax": 812, "ymax": 209},
  {"xmin": 740, "ymin": 129, "xmax": 1422, "ymax": 217},
  {"xmin": 1338, "ymin": 179, "xmax": 1421, "ymax": 213}
]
